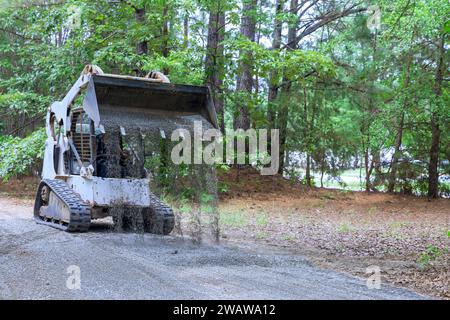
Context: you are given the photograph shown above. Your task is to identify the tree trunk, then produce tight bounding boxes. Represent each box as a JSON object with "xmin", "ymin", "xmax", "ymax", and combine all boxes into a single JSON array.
[
  {"xmin": 277, "ymin": 90, "xmax": 289, "ymax": 173},
  {"xmin": 364, "ymin": 145, "xmax": 370, "ymax": 192},
  {"xmin": 427, "ymin": 35, "xmax": 445, "ymax": 198},
  {"xmin": 162, "ymin": 4, "xmax": 170, "ymax": 74},
  {"xmin": 267, "ymin": 0, "xmax": 284, "ymax": 127},
  {"xmin": 387, "ymin": 112, "xmax": 404, "ymax": 192},
  {"xmin": 135, "ymin": 8, "xmax": 148, "ymax": 55},
  {"xmin": 302, "ymin": 87, "xmax": 313, "ymax": 187},
  {"xmin": 277, "ymin": 0, "xmax": 298, "ymax": 174},
  {"xmin": 183, "ymin": 15, "xmax": 189, "ymax": 48},
  {"xmin": 307, "ymin": 91, "xmax": 318, "ymax": 188},
  {"xmin": 234, "ymin": 0, "xmax": 257, "ymax": 131},
  {"xmin": 366, "ymin": 157, "xmax": 374, "ymax": 193},
  {"xmin": 305, "ymin": 154, "xmax": 311, "ymax": 188},
  {"xmin": 362, "ymin": 132, "xmax": 374, "ymax": 193},
  {"xmin": 320, "ymin": 153, "xmax": 325, "ymax": 188},
  {"xmin": 205, "ymin": 4, "xmax": 226, "ymax": 132},
  {"xmin": 388, "ymin": 49, "xmax": 413, "ymax": 192},
  {"xmin": 428, "ymin": 113, "xmax": 440, "ymax": 198},
  {"xmin": 372, "ymin": 149, "xmax": 383, "ymax": 188}
]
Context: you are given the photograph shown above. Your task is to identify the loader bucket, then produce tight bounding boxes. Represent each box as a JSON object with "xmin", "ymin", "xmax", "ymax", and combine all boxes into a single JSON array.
[{"xmin": 83, "ymin": 74, "xmax": 218, "ymax": 129}]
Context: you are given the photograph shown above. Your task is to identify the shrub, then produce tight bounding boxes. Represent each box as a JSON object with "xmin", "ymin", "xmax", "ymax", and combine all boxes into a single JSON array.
[{"xmin": 0, "ymin": 128, "xmax": 46, "ymax": 181}]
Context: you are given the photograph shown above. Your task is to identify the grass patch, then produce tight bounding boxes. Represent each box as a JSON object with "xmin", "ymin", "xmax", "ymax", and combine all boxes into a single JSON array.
[
  {"xmin": 255, "ymin": 231, "xmax": 269, "ymax": 239},
  {"xmin": 179, "ymin": 201, "xmax": 193, "ymax": 214},
  {"xmin": 337, "ymin": 222, "xmax": 352, "ymax": 233},
  {"xmin": 282, "ymin": 234, "xmax": 295, "ymax": 241},
  {"xmin": 255, "ymin": 212, "xmax": 269, "ymax": 227},
  {"xmin": 417, "ymin": 245, "xmax": 448, "ymax": 269},
  {"xmin": 220, "ymin": 210, "xmax": 247, "ymax": 227},
  {"xmin": 389, "ymin": 221, "xmax": 408, "ymax": 230},
  {"xmin": 382, "ymin": 221, "xmax": 409, "ymax": 239}
]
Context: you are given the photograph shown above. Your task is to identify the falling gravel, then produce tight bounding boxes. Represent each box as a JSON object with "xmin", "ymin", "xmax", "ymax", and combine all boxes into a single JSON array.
[{"xmin": 98, "ymin": 107, "xmax": 219, "ymax": 241}]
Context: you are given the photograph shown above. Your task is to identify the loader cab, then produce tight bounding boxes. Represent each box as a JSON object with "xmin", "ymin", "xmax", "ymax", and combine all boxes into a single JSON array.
[
  {"xmin": 49, "ymin": 113, "xmax": 65, "ymax": 175},
  {"xmin": 68, "ymin": 108, "xmax": 96, "ymax": 175}
]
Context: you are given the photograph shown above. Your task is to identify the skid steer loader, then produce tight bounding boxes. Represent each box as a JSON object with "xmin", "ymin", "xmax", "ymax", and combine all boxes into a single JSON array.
[{"xmin": 34, "ymin": 65, "xmax": 217, "ymax": 234}]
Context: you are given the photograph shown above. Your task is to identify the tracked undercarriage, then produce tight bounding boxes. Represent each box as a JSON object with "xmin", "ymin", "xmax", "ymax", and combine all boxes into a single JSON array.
[
  {"xmin": 34, "ymin": 179, "xmax": 175, "ymax": 234},
  {"xmin": 34, "ymin": 179, "xmax": 91, "ymax": 232},
  {"xmin": 34, "ymin": 65, "xmax": 217, "ymax": 233}
]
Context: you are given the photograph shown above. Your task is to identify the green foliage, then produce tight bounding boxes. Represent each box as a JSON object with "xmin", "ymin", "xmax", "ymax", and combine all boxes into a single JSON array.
[
  {"xmin": 142, "ymin": 50, "xmax": 205, "ymax": 85},
  {"xmin": 283, "ymin": 50, "xmax": 336, "ymax": 81},
  {"xmin": 337, "ymin": 222, "xmax": 352, "ymax": 233},
  {"xmin": 0, "ymin": 92, "xmax": 50, "ymax": 115},
  {"xmin": 218, "ymin": 181, "xmax": 229, "ymax": 193},
  {"xmin": 417, "ymin": 245, "xmax": 448, "ymax": 269},
  {"xmin": 0, "ymin": 128, "xmax": 46, "ymax": 180}
]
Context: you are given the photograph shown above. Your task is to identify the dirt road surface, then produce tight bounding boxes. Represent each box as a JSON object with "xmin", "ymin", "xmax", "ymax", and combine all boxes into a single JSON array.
[{"xmin": 0, "ymin": 197, "xmax": 429, "ymax": 300}]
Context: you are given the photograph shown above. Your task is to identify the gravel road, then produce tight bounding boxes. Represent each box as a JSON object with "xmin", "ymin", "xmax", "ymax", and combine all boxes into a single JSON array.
[{"xmin": 0, "ymin": 197, "xmax": 428, "ymax": 300}]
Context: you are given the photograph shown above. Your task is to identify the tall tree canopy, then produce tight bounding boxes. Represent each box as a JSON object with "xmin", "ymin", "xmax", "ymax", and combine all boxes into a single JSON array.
[{"xmin": 0, "ymin": 0, "xmax": 448, "ymax": 197}]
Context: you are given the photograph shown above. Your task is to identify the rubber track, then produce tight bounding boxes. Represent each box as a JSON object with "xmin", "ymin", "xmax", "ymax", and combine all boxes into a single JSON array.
[
  {"xmin": 34, "ymin": 179, "xmax": 91, "ymax": 232},
  {"xmin": 148, "ymin": 191, "xmax": 175, "ymax": 235}
]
